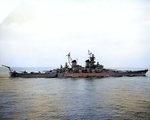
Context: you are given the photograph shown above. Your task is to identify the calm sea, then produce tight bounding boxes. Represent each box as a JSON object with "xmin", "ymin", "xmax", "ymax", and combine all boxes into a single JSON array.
[{"xmin": 0, "ymin": 67, "xmax": 150, "ymax": 120}]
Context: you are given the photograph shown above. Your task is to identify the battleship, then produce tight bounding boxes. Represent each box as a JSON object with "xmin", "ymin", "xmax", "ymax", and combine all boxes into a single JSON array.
[{"xmin": 2, "ymin": 50, "xmax": 148, "ymax": 78}]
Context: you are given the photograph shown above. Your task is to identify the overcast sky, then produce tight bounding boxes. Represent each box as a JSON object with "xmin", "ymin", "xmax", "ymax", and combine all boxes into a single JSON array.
[{"xmin": 0, "ymin": 0, "xmax": 150, "ymax": 68}]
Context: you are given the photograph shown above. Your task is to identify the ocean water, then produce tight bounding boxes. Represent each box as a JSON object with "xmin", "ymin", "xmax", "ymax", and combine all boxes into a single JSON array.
[{"xmin": 0, "ymin": 67, "xmax": 150, "ymax": 120}]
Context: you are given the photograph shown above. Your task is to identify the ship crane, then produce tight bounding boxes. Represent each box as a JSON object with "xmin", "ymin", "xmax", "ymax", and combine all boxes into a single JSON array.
[
  {"xmin": 2, "ymin": 65, "xmax": 12, "ymax": 72},
  {"xmin": 66, "ymin": 53, "xmax": 73, "ymax": 67}
]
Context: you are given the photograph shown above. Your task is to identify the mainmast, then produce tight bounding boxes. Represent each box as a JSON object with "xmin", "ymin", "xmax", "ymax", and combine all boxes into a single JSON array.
[
  {"xmin": 87, "ymin": 50, "xmax": 95, "ymax": 68},
  {"xmin": 88, "ymin": 50, "xmax": 92, "ymax": 58}
]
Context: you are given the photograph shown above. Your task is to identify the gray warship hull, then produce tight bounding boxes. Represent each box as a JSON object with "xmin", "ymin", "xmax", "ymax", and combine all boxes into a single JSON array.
[
  {"xmin": 10, "ymin": 72, "xmax": 57, "ymax": 78},
  {"xmin": 57, "ymin": 69, "xmax": 148, "ymax": 78}
]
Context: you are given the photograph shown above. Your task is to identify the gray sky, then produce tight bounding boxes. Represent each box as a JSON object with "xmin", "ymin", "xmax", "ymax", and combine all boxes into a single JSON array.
[{"xmin": 0, "ymin": 0, "xmax": 150, "ymax": 68}]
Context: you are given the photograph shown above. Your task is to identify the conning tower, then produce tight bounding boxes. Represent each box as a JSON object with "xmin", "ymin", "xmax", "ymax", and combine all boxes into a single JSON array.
[
  {"xmin": 87, "ymin": 50, "xmax": 96, "ymax": 68},
  {"xmin": 85, "ymin": 59, "xmax": 90, "ymax": 68}
]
